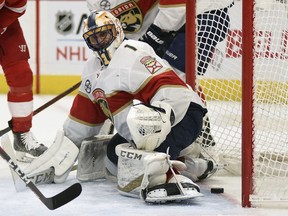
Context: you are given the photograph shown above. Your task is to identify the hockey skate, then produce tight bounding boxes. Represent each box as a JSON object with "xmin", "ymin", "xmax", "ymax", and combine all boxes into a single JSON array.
[
  {"xmin": 13, "ymin": 131, "xmax": 48, "ymax": 162},
  {"xmin": 141, "ymin": 172, "xmax": 203, "ymax": 204},
  {"xmin": 140, "ymin": 154, "xmax": 203, "ymax": 204}
]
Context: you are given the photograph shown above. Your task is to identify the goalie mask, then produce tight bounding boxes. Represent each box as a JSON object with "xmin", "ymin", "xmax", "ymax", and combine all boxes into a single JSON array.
[{"xmin": 83, "ymin": 11, "xmax": 124, "ymax": 66}]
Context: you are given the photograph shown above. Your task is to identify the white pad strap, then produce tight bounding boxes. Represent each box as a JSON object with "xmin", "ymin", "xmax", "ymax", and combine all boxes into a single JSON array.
[
  {"xmin": 24, "ymin": 130, "xmax": 79, "ymax": 183},
  {"xmin": 140, "ymin": 153, "xmax": 169, "ymax": 191}
]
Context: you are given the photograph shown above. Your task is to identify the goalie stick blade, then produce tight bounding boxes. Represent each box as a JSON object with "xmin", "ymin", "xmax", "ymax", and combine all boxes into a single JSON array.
[
  {"xmin": 27, "ymin": 182, "xmax": 82, "ymax": 210},
  {"xmin": 1, "ymin": 134, "xmax": 26, "ymax": 191}
]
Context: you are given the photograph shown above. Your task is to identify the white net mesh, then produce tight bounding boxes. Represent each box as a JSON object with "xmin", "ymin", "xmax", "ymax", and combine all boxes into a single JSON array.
[{"xmin": 193, "ymin": 0, "xmax": 288, "ymax": 205}]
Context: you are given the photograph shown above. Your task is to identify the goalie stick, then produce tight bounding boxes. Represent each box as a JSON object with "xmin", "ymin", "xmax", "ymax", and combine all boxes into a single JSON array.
[
  {"xmin": 0, "ymin": 135, "xmax": 82, "ymax": 210},
  {"xmin": 0, "ymin": 81, "xmax": 81, "ymax": 137}
]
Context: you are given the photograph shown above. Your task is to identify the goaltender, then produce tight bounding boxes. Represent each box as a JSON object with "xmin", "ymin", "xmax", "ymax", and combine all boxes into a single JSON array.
[{"xmin": 24, "ymin": 10, "xmax": 212, "ymax": 203}]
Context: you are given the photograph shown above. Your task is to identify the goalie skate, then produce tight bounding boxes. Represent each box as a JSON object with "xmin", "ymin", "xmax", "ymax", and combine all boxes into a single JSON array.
[
  {"xmin": 140, "ymin": 150, "xmax": 203, "ymax": 203},
  {"xmin": 116, "ymin": 144, "xmax": 203, "ymax": 203},
  {"xmin": 141, "ymin": 181, "xmax": 203, "ymax": 204}
]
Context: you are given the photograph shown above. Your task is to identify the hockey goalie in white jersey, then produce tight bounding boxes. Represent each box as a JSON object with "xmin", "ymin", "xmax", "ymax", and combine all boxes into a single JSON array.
[
  {"xmin": 64, "ymin": 10, "xmax": 212, "ymax": 203},
  {"xmin": 25, "ymin": 10, "xmax": 213, "ymax": 203}
]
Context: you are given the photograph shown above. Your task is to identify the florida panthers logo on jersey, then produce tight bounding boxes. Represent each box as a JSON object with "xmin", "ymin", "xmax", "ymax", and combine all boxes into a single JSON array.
[
  {"xmin": 110, "ymin": 1, "xmax": 143, "ymax": 33},
  {"xmin": 140, "ymin": 56, "xmax": 163, "ymax": 74},
  {"xmin": 92, "ymin": 88, "xmax": 114, "ymax": 122}
]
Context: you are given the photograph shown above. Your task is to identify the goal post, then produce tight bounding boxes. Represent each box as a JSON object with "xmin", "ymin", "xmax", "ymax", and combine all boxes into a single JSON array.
[
  {"xmin": 242, "ymin": 0, "xmax": 254, "ymax": 208},
  {"xmin": 186, "ymin": 0, "xmax": 196, "ymax": 90},
  {"xmin": 186, "ymin": 0, "xmax": 288, "ymax": 208}
]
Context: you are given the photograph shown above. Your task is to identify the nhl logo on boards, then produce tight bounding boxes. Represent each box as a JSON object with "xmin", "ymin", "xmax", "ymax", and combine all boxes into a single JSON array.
[{"xmin": 55, "ymin": 11, "xmax": 74, "ymax": 35}]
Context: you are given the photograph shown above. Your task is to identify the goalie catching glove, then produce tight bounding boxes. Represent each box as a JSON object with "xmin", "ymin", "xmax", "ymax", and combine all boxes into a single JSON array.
[{"xmin": 127, "ymin": 101, "xmax": 175, "ymax": 151}]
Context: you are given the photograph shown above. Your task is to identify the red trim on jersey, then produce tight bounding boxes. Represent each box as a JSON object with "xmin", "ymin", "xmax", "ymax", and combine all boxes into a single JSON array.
[
  {"xmin": 107, "ymin": 70, "xmax": 187, "ymax": 110},
  {"xmin": 136, "ymin": 0, "xmax": 158, "ymax": 16},
  {"xmin": 159, "ymin": 0, "xmax": 186, "ymax": 5},
  {"xmin": 70, "ymin": 94, "xmax": 107, "ymax": 125},
  {"xmin": 107, "ymin": 91, "xmax": 134, "ymax": 114},
  {"xmin": 135, "ymin": 70, "xmax": 188, "ymax": 103},
  {"xmin": 71, "ymin": 70, "xmax": 187, "ymax": 125}
]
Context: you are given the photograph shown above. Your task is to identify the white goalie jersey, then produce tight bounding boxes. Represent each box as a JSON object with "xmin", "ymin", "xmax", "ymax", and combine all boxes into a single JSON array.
[{"xmin": 63, "ymin": 39, "xmax": 205, "ymax": 146}]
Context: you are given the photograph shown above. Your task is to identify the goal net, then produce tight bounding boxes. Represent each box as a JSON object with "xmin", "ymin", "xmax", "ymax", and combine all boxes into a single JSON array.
[{"xmin": 187, "ymin": 0, "xmax": 288, "ymax": 207}]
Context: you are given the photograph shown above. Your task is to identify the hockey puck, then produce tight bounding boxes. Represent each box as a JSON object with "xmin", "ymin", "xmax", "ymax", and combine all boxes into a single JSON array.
[{"xmin": 211, "ymin": 187, "xmax": 224, "ymax": 194}]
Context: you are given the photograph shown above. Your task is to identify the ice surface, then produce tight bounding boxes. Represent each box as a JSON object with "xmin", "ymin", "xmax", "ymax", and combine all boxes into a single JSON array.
[{"xmin": 0, "ymin": 95, "xmax": 288, "ymax": 215}]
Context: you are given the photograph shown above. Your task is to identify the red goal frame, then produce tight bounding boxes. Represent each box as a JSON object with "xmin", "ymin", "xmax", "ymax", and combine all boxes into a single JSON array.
[
  {"xmin": 241, "ymin": 0, "xmax": 253, "ymax": 208},
  {"xmin": 186, "ymin": 0, "xmax": 254, "ymax": 208}
]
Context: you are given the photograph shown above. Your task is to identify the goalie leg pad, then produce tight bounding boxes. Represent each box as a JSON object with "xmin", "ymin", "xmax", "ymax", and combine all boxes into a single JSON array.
[
  {"xmin": 77, "ymin": 135, "xmax": 113, "ymax": 181},
  {"xmin": 24, "ymin": 130, "xmax": 79, "ymax": 183},
  {"xmin": 181, "ymin": 157, "xmax": 214, "ymax": 182},
  {"xmin": 116, "ymin": 143, "xmax": 169, "ymax": 198},
  {"xmin": 116, "ymin": 143, "xmax": 148, "ymax": 197},
  {"xmin": 179, "ymin": 143, "xmax": 202, "ymax": 158},
  {"xmin": 179, "ymin": 143, "xmax": 215, "ymax": 181},
  {"xmin": 116, "ymin": 144, "xmax": 203, "ymax": 203}
]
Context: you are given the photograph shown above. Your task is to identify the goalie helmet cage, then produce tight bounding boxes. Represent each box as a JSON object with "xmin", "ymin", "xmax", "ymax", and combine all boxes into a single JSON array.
[{"xmin": 187, "ymin": 0, "xmax": 288, "ymax": 208}]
